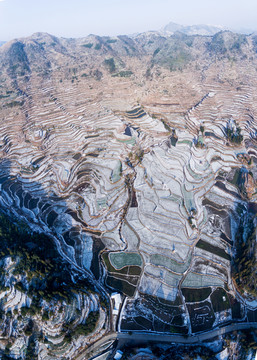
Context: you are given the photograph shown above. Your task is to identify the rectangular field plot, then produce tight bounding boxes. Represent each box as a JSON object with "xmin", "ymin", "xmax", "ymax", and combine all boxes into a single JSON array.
[
  {"xmin": 120, "ymin": 293, "xmax": 187, "ymax": 333},
  {"xmin": 142, "ymin": 293, "xmax": 183, "ymax": 307},
  {"xmin": 187, "ymin": 301, "xmax": 215, "ymax": 333},
  {"xmin": 109, "ymin": 252, "xmax": 142, "ymax": 270},
  {"xmin": 120, "ymin": 315, "xmax": 187, "ymax": 334},
  {"xmin": 210, "ymin": 288, "xmax": 230, "ymax": 312},
  {"xmin": 247, "ymin": 309, "xmax": 257, "ymax": 322},
  {"xmin": 142, "ymin": 299, "xmax": 182, "ymax": 322},
  {"xmin": 196, "ymin": 239, "xmax": 231, "ymax": 261},
  {"xmin": 182, "ymin": 272, "xmax": 224, "ymax": 288},
  {"xmin": 145, "ymin": 265, "xmax": 182, "ymax": 287},
  {"xmin": 102, "ymin": 251, "xmax": 142, "ymax": 296},
  {"xmin": 132, "ymin": 316, "xmax": 153, "ymax": 331},
  {"xmin": 153, "ymin": 318, "xmax": 175, "ymax": 333},
  {"xmin": 228, "ymin": 294, "xmax": 242, "ymax": 319},
  {"xmin": 121, "ymin": 293, "xmax": 188, "ymax": 334},
  {"xmin": 106, "ymin": 276, "xmax": 136, "ymax": 297},
  {"xmin": 191, "ymin": 257, "xmax": 228, "ymax": 281},
  {"xmin": 150, "ymin": 253, "xmax": 191, "ymax": 274},
  {"xmin": 108, "ymin": 273, "xmax": 139, "ymax": 286},
  {"xmin": 121, "ymin": 317, "xmax": 146, "ymax": 331},
  {"xmin": 182, "ymin": 287, "xmax": 211, "ymax": 302},
  {"xmin": 102, "ymin": 252, "xmax": 141, "ymax": 275}
]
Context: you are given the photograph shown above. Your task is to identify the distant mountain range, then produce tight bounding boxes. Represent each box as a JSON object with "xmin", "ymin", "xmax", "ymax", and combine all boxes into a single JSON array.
[
  {"xmin": 0, "ymin": 22, "xmax": 255, "ymax": 47},
  {"xmin": 162, "ymin": 22, "xmax": 224, "ymax": 36},
  {"xmin": 161, "ymin": 21, "xmax": 255, "ymax": 36},
  {"xmin": 0, "ymin": 29, "xmax": 255, "ymax": 82}
]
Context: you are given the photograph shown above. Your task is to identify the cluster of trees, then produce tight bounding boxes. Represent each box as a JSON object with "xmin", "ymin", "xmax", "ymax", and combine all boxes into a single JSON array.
[
  {"xmin": 93, "ymin": 69, "xmax": 103, "ymax": 81},
  {"xmin": 0, "ymin": 211, "xmax": 104, "ymax": 357},
  {"xmin": 224, "ymin": 329, "xmax": 257, "ymax": 359},
  {"xmin": 24, "ymin": 319, "xmax": 34, "ymax": 337},
  {"xmin": 106, "ymin": 39, "xmax": 117, "ymax": 44},
  {"xmin": 4, "ymin": 100, "xmax": 24, "ymax": 108},
  {"xmin": 0, "ymin": 211, "xmax": 94, "ymax": 303},
  {"xmin": 207, "ymin": 32, "xmax": 246, "ymax": 56},
  {"xmin": 104, "ymin": 58, "xmax": 116, "ymax": 73},
  {"xmin": 112, "ymin": 70, "xmax": 133, "ymax": 78},
  {"xmin": 82, "ymin": 43, "xmax": 93, "ymax": 48},
  {"xmin": 95, "ymin": 43, "xmax": 101, "ymax": 50},
  {"xmin": 195, "ymin": 137, "xmax": 205, "ymax": 148},
  {"xmin": 128, "ymin": 148, "xmax": 144, "ymax": 164},
  {"xmin": 188, "ymin": 216, "xmax": 196, "ymax": 229},
  {"xmin": 161, "ymin": 119, "xmax": 171, "ymax": 132},
  {"xmin": 208, "ymin": 33, "xmax": 227, "ymax": 55},
  {"xmin": 2, "ymin": 332, "xmax": 38, "ymax": 360},
  {"xmin": 232, "ymin": 208, "xmax": 257, "ymax": 297},
  {"xmin": 25, "ymin": 336, "xmax": 36, "ymax": 360},
  {"xmin": 63, "ymin": 311, "xmax": 99, "ymax": 342},
  {"xmin": 225, "ymin": 123, "xmax": 243, "ymax": 144}
]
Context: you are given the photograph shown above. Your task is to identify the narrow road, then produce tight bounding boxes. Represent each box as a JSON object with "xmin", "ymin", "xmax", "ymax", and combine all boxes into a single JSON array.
[
  {"xmin": 81, "ymin": 322, "xmax": 257, "ymax": 359},
  {"xmin": 117, "ymin": 322, "xmax": 257, "ymax": 347},
  {"xmin": 75, "ymin": 333, "xmax": 117, "ymax": 360}
]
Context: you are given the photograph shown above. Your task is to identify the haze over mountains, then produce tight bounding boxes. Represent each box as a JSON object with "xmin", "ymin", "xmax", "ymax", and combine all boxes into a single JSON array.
[
  {"xmin": 161, "ymin": 21, "xmax": 256, "ymax": 36},
  {"xmin": 0, "ymin": 20, "xmax": 255, "ymax": 46},
  {"xmin": 161, "ymin": 21, "xmax": 225, "ymax": 36}
]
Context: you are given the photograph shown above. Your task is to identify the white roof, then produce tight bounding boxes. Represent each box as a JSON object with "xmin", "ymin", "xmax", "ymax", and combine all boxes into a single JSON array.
[
  {"xmin": 216, "ymin": 348, "xmax": 229, "ymax": 360},
  {"xmin": 114, "ymin": 350, "xmax": 123, "ymax": 360},
  {"xmin": 111, "ymin": 293, "xmax": 122, "ymax": 302},
  {"xmin": 111, "ymin": 293, "xmax": 122, "ymax": 310}
]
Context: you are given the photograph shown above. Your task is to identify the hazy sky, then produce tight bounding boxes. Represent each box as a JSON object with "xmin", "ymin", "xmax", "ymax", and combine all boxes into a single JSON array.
[{"xmin": 0, "ymin": 0, "xmax": 257, "ymax": 41}]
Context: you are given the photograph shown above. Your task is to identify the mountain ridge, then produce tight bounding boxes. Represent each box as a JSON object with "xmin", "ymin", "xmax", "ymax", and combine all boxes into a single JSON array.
[
  {"xmin": 162, "ymin": 21, "xmax": 225, "ymax": 36},
  {"xmin": 0, "ymin": 29, "xmax": 254, "ymax": 81}
]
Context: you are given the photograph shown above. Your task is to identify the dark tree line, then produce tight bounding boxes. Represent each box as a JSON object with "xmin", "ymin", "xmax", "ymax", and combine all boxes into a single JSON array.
[{"xmin": 232, "ymin": 207, "xmax": 257, "ymax": 297}]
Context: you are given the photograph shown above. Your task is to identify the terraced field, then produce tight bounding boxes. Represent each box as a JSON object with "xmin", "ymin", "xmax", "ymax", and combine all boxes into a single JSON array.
[{"xmin": 0, "ymin": 30, "xmax": 257, "ymax": 357}]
